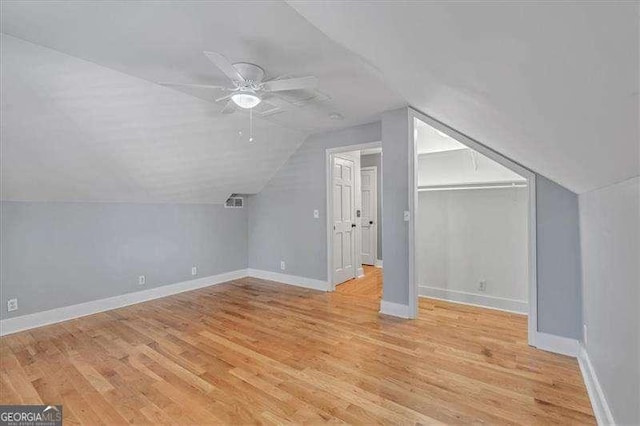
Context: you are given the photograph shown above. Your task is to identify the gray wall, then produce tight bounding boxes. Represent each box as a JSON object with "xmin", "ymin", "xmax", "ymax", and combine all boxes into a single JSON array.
[
  {"xmin": 247, "ymin": 121, "xmax": 381, "ymax": 279},
  {"xmin": 380, "ymin": 108, "xmax": 411, "ymax": 306},
  {"xmin": 418, "ymin": 187, "xmax": 529, "ymax": 307},
  {"xmin": 361, "ymin": 153, "xmax": 382, "ymax": 260},
  {"xmin": 0, "ymin": 107, "xmax": 585, "ymax": 346},
  {"xmin": 249, "ymin": 110, "xmax": 584, "ymax": 341},
  {"xmin": 579, "ymin": 176, "xmax": 639, "ymax": 425},
  {"xmin": 536, "ymin": 176, "xmax": 583, "ymax": 339},
  {"xmin": 1, "ymin": 201, "xmax": 247, "ymax": 318}
]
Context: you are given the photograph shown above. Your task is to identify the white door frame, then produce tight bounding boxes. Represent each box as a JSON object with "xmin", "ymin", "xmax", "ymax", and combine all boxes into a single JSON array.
[
  {"xmin": 360, "ymin": 166, "xmax": 378, "ymax": 266},
  {"xmin": 327, "ymin": 141, "xmax": 382, "ymax": 291},
  {"xmin": 408, "ymin": 108, "xmax": 538, "ymax": 347}
]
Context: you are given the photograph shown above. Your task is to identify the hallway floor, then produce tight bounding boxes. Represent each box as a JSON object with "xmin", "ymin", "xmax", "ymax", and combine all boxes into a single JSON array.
[{"xmin": 335, "ymin": 265, "xmax": 383, "ymax": 300}]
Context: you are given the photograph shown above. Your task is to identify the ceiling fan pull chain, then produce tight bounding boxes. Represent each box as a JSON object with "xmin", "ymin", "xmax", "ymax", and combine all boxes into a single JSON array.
[{"xmin": 249, "ymin": 108, "xmax": 254, "ymax": 143}]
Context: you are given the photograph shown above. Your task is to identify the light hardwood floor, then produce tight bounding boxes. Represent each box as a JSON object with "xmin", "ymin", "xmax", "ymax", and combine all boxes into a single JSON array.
[
  {"xmin": 1, "ymin": 269, "xmax": 594, "ymax": 424},
  {"xmin": 335, "ymin": 265, "xmax": 383, "ymax": 300}
]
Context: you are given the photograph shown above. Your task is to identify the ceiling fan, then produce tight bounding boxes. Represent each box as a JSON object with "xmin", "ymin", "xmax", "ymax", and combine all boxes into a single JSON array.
[{"xmin": 162, "ymin": 51, "xmax": 318, "ymax": 114}]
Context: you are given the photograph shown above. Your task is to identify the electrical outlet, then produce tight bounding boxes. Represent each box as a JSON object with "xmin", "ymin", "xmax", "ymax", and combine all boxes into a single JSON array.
[
  {"xmin": 7, "ymin": 298, "xmax": 18, "ymax": 312},
  {"xmin": 313, "ymin": 209, "xmax": 319, "ymax": 219},
  {"xmin": 191, "ymin": 266, "xmax": 198, "ymax": 276},
  {"xmin": 280, "ymin": 261, "xmax": 286, "ymax": 271},
  {"xmin": 138, "ymin": 275, "xmax": 146, "ymax": 286},
  {"xmin": 478, "ymin": 280, "xmax": 487, "ymax": 292}
]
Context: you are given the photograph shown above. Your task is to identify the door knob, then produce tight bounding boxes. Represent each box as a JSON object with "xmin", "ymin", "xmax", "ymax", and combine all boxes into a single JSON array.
[
  {"xmin": 351, "ymin": 223, "xmax": 356, "ymax": 228},
  {"xmin": 369, "ymin": 220, "xmax": 374, "ymax": 225}
]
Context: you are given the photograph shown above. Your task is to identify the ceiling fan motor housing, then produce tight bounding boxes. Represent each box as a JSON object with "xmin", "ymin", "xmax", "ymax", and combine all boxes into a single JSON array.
[{"xmin": 232, "ymin": 62, "xmax": 265, "ymax": 85}]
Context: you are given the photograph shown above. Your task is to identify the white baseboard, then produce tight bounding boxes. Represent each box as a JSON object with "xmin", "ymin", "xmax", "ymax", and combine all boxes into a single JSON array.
[
  {"xmin": 418, "ymin": 285, "xmax": 527, "ymax": 314},
  {"xmin": 379, "ymin": 300, "xmax": 410, "ymax": 318},
  {"xmin": 578, "ymin": 344, "xmax": 615, "ymax": 425},
  {"xmin": 0, "ymin": 268, "xmax": 332, "ymax": 336},
  {"xmin": 534, "ymin": 332, "xmax": 580, "ymax": 357},
  {"xmin": 246, "ymin": 269, "xmax": 330, "ymax": 292},
  {"xmin": 0, "ymin": 269, "xmax": 248, "ymax": 337},
  {"xmin": 375, "ymin": 259, "xmax": 383, "ymax": 268}
]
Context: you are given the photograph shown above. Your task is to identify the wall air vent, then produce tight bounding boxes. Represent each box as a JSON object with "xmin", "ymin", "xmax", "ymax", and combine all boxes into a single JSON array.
[{"xmin": 225, "ymin": 195, "xmax": 244, "ymax": 208}]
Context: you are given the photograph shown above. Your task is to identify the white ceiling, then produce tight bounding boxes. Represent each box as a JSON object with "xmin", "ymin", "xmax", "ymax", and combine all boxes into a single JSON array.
[
  {"xmin": 416, "ymin": 120, "xmax": 467, "ymax": 155},
  {"xmin": 0, "ymin": 1, "xmax": 404, "ymax": 133},
  {"xmin": 1, "ymin": 35, "xmax": 307, "ymax": 203},
  {"xmin": 416, "ymin": 119, "xmax": 525, "ymax": 186},
  {"xmin": 417, "ymin": 148, "xmax": 526, "ymax": 188},
  {"xmin": 0, "ymin": 1, "xmax": 404, "ymax": 203},
  {"xmin": 289, "ymin": 1, "xmax": 640, "ymax": 194}
]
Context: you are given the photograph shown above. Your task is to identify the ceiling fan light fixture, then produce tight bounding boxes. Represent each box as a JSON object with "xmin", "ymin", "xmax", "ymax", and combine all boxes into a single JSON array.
[{"xmin": 231, "ymin": 91, "xmax": 261, "ymax": 109}]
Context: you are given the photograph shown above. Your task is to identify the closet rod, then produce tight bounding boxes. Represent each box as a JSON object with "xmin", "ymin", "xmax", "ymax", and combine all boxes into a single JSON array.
[{"xmin": 418, "ymin": 182, "xmax": 527, "ymax": 192}]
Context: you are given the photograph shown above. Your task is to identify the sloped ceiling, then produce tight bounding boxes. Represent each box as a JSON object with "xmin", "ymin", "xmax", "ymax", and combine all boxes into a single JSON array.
[
  {"xmin": 289, "ymin": 1, "xmax": 640, "ymax": 194},
  {"xmin": 1, "ymin": 35, "xmax": 306, "ymax": 203},
  {"xmin": 0, "ymin": 1, "xmax": 404, "ymax": 203},
  {"xmin": 416, "ymin": 120, "xmax": 467, "ymax": 155}
]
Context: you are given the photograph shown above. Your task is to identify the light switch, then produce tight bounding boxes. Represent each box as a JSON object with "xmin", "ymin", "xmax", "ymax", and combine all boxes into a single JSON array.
[
  {"xmin": 313, "ymin": 209, "xmax": 319, "ymax": 219},
  {"xmin": 403, "ymin": 210, "xmax": 410, "ymax": 221}
]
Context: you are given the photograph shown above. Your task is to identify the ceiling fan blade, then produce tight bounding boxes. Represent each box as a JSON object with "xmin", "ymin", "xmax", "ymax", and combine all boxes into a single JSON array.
[
  {"xmin": 220, "ymin": 99, "xmax": 236, "ymax": 114},
  {"xmin": 203, "ymin": 51, "xmax": 245, "ymax": 82},
  {"xmin": 160, "ymin": 82, "xmax": 228, "ymax": 90},
  {"xmin": 258, "ymin": 95, "xmax": 293, "ymax": 116},
  {"xmin": 262, "ymin": 76, "xmax": 318, "ymax": 92},
  {"xmin": 215, "ymin": 93, "xmax": 234, "ymax": 103}
]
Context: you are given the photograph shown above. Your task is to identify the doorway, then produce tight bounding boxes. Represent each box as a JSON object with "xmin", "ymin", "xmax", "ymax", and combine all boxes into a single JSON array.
[
  {"xmin": 326, "ymin": 142, "xmax": 382, "ymax": 292},
  {"xmin": 409, "ymin": 110, "xmax": 537, "ymax": 346},
  {"xmin": 360, "ymin": 166, "xmax": 377, "ymax": 266}
]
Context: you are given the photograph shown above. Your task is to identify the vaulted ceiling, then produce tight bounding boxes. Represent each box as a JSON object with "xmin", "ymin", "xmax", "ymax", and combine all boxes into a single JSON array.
[
  {"xmin": 290, "ymin": 1, "xmax": 640, "ymax": 194},
  {"xmin": 2, "ymin": 2, "xmax": 637, "ymax": 202},
  {"xmin": 0, "ymin": 1, "xmax": 404, "ymax": 203}
]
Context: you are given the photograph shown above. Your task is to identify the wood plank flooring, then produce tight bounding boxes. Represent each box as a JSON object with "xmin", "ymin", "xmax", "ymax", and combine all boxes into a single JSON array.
[
  {"xmin": 335, "ymin": 265, "xmax": 383, "ymax": 300},
  {"xmin": 1, "ymin": 270, "xmax": 594, "ymax": 424}
]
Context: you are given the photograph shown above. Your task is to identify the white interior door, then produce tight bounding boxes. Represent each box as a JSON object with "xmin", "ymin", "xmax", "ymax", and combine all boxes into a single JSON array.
[
  {"xmin": 361, "ymin": 167, "xmax": 377, "ymax": 265},
  {"xmin": 332, "ymin": 155, "xmax": 356, "ymax": 284}
]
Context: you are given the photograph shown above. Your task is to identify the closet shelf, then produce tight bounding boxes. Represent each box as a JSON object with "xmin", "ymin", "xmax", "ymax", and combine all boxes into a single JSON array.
[{"xmin": 418, "ymin": 181, "xmax": 527, "ymax": 192}]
